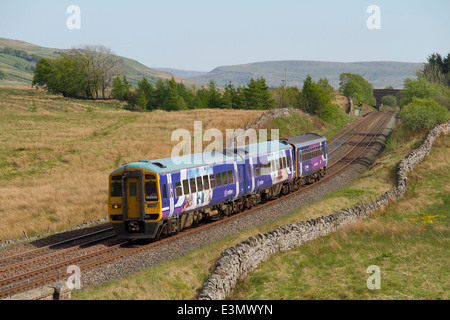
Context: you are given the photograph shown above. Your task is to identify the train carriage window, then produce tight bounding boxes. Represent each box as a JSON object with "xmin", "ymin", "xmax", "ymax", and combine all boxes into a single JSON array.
[
  {"xmin": 278, "ymin": 158, "xmax": 282, "ymax": 170},
  {"xmin": 175, "ymin": 181, "xmax": 183, "ymax": 197},
  {"xmin": 190, "ymin": 178, "xmax": 197, "ymax": 193},
  {"xmin": 287, "ymin": 156, "xmax": 291, "ymax": 169},
  {"xmin": 162, "ymin": 184, "xmax": 167, "ymax": 199},
  {"xmin": 110, "ymin": 182, "xmax": 122, "ymax": 197},
  {"xmin": 183, "ymin": 179, "xmax": 189, "ymax": 195},
  {"xmin": 215, "ymin": 173, "xmax": 222, "ymax": 187},
  {"xmin": 255, "ymin": 164, "xmax": 260, "ymax": 177},
  {"xmin": 203, "ymin": 175, "xmax": 210, "ymax": 189},
  {"xmin": 227, "ymin": 170, "xmax": 234, "ymax": 183},
  {"xmin": 197, "ymin": 176, "xmax": 203, "ymax": 192},
  {"xmin": 210, "ymin": 174, "xmax": 216, "ymax": 188},
  {"xmin": 146, "ymin": 181, "xmax": 159, "ymax": 201},
  {"xmin": 283, "ymin": 157, "xmax": 287, "ymax": 169},
  {"xmin": 222, "ymin": 172, "xmax": 228, "ymax": 185}
]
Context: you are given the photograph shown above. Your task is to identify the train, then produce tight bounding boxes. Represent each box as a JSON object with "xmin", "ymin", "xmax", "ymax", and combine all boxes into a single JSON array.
[{"xmin": 108, "ymin": 133, "xmax": 327, "ymax": 240}]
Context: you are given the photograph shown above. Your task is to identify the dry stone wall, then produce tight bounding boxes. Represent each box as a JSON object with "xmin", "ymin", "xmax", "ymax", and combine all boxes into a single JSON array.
[{"xmin": 199, "ymin": 120, "xmax": 450, "ymax": 300}]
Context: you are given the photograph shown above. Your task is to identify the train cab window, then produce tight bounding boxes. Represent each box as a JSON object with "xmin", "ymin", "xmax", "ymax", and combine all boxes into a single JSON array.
[
  {"xmin": 175, "ymin": 181, "xmax": 183, "ymax": 197},
  {"xmin": 222, "ymin": 172, "xmax": 228, "ymax": 185},
  {"xmin": 197, "ymin": 176, "xmax": 203, "ymax": 192},
  {"xmin": 110, "ymin": 182, "xmax": 122, "ymax": 197},
  {"xmin": 145, "ymin": 181, "xmax": 159, "ymax": 201},
  {"xmin": 183, "ymin": 179, "xmax": 189, "ymax": 195},
  {"xmin": 203, "ymin": 175, "xmax": 210, "ymax": 189},
  {"xmin": 228, "ymin": 170, "xmax": 234, "ymax": 183},
  {"xmin": 209, "ymin": 174, "xmax": 216, "ymax": 188},
  {"xmin": 216, "ymin": 173, "xmax": 222, "ymax": 187},
  {"xmin": 190, "ymin": 178, "xmax": 197, "ymax": 193}
]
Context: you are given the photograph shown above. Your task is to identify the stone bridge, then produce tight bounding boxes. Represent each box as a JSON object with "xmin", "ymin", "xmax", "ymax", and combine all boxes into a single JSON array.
[{"xmin": 373, "ymin": 89, "xmax": 403, "ymax": 107}]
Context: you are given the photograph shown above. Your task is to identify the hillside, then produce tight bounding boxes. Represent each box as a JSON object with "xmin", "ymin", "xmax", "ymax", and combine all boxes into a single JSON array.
[
  {"xmin": 190, "ymin": 60, "xmax": 423, "ymax": 89},
  {"xmin": 0, "ymin": 38, "xmax": 204, "ymax": 88}
]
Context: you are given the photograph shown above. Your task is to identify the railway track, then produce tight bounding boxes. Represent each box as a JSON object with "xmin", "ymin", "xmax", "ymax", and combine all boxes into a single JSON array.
[{"xmin": 0, "ymin": 111, "xmax": 394, "ymax": 299}]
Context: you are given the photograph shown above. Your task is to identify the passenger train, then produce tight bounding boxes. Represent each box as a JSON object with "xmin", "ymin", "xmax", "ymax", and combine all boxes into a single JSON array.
[{"xmin": 108, "ymin": 133, "xmax": 327, "ymax": 240}]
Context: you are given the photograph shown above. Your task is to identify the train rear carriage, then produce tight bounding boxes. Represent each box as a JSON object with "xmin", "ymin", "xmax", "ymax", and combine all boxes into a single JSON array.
[
  {"xmin": 108, "ymin": 151, "xmax": 244, "ymax": 240},
  {"xmin": 282, "ymin": 133, "xmax": 327, "ymax": 184}
]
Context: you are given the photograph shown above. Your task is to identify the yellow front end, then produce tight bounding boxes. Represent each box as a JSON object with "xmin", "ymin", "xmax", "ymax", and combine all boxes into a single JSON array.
[{"xmin": 108, "ymin": 168, "xmax": 162, "ymax": 239}]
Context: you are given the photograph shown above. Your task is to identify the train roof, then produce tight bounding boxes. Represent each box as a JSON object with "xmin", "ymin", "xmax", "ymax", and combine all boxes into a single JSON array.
[
  {"xmin": 282, "ymin": 133, "xmax": 326, "ymax": 148},
  {"xmin": 110, "ymin": 140, "xmax": 291, "ymax": 175}
]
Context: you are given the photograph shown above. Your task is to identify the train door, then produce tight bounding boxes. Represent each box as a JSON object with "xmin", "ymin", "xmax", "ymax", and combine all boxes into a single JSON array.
[
  {"xmin": 126, "ymin": 178, "xmax": 140, "ymax": 219},
  {"xmin": 167, "ymin": 173, "xmax": 175, "ymax": 217}
]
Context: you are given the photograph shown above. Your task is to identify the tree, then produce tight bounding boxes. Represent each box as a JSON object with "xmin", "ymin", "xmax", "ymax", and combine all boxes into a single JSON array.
[
  {"xmin": 299, "ymin": 74, "xmax": 348, "ymax": 126},
  {"xmin": 418, "ymin": 52, "xmax": 450, "ymax": 86},
  {"xmin": 243, "ymin": 77, "xmax": 275, "ymax": 110},
  {"xmin": 207, "ymin": 80, "xmax": 225, "ymax": 109},
  {"xmin": 339, "ymin": 73, "xmax": 376, "ymax": 105},
  {"xmin": 32, "ymin": 45, "xmax": 123, "ymax": 99},
  {"xmin": 381, "ymin": 95, "xmax": 398, "ymax": 107},
  {"xmin": 137, "ymin": 77, "xmax": 156, "ymax": 110},
  {"xmin": 343, "ymin": 80, "xmax": 364, "ymax": 102},
  {"xmin": 0, "ymin": 70, "xmax": 7, "ymax": 80}
]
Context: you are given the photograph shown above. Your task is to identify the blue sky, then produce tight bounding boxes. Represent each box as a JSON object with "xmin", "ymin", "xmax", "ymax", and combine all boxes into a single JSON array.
[{"xmin": 1, "ymin": 0, "xmax": 449, "ymax": 71}]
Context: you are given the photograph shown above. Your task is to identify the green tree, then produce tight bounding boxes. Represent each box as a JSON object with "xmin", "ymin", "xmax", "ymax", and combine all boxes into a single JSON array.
[
  {"xmin": 339, "ymin": 73, "xmax": 376, "ymax": 105},
  {"xmin": 112, "ymin": 76, "xmax": 125, "ymax": 100},
  {"xmin": 343, "ymin": 80, "xmax": 364, "ymax": 102},
  {"xmin": 162, "ymin": 78, "xmax": 187, "ymax": 111},
  {"xmin": 381, "ymin": 95, "xmax": 398, "ymax": 107},
  {"xmin": 0, "ymin": 70, "xmax": 8, "ymax": 80},
  {"xmin": 243, "ymin": 77, "xmax": 275, "ymax": 110},
  {"xmin": 137, "ymin": 77, "xmax": 156, "ymax": 110},
  {"xmin": 207, "ymin": 80, "xmax": 225, "ymax": 109}
]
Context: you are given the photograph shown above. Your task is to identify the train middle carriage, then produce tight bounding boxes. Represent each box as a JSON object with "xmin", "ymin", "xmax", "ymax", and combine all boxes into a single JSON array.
[{"xmin": 108, "ymin": 140, "xmax": 294, "ymax": 240}]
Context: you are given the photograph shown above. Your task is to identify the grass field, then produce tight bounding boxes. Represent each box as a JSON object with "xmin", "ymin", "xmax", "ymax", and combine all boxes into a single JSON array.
[
  {"xmin": 0, "ymin": 86, "xmax": 344, "ymax": 242},
  {"xmin": 0, "ymin": 86, "xmax": 268, "ymax": 241},
  {"xmin": 72, "ymin": 125, "xmax": 449, "ymax": 300}
]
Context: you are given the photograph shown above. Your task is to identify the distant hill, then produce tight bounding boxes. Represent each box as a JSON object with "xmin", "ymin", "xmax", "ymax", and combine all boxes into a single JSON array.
[
  {"xmin": 152, "ymin": 67, "xmax": 208, "ymax": 80},
  {"xmin": 0, "ymin": 38, "xmax": 203, "ymax": 88},
  {"xmin": 189, "ymin": 60, "xmax": 424, "ymax": 89}
]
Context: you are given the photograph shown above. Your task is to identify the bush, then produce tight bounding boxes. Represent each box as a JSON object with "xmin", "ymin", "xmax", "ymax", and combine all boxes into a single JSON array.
[
  {"xmin": 401, "ymin": 78, "xmax": 450, "ymax": 109},
  {"xmin": 399, "ymin": 98, "xmax": 449, "ymax": 133},
  {"xmin": 381, "ymin": 95, "xmax": 397, "ymax": 107},
  {"xmin": 317, "ymin": 103, "xmax": 349, "ymax": 127}
]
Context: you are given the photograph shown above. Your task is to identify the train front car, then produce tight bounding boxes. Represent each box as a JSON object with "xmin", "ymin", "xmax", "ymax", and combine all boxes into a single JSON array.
[{"xmin": 108, "ymin": 161, "xmax": 164, "ymax": 240}]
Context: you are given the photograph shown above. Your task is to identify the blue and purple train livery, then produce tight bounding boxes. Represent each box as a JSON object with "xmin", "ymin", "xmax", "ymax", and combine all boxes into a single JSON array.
[{"xmin": 108, "ymin": 133, "xmax": 327, "ymax": 240}]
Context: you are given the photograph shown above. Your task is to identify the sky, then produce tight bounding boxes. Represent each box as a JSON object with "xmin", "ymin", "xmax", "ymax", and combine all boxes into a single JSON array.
[{"xmin": 1, "ymin": 0, "xmax": 449, "ymax": 72}]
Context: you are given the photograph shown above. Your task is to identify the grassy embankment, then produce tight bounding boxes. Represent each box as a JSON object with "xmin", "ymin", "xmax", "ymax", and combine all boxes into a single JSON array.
[
  {"xmin": 0, "ymin": 86, "xmax": 344, "ymax": 242},
  {"xmin": 73, "ymin": 121, "xmax": 448, "ymax": 300}
]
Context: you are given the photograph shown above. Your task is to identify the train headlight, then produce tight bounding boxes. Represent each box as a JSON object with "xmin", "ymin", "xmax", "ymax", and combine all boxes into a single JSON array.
[{"xmin": 112, "ymin": 204, "xmax": 121, "ymax": 209}]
